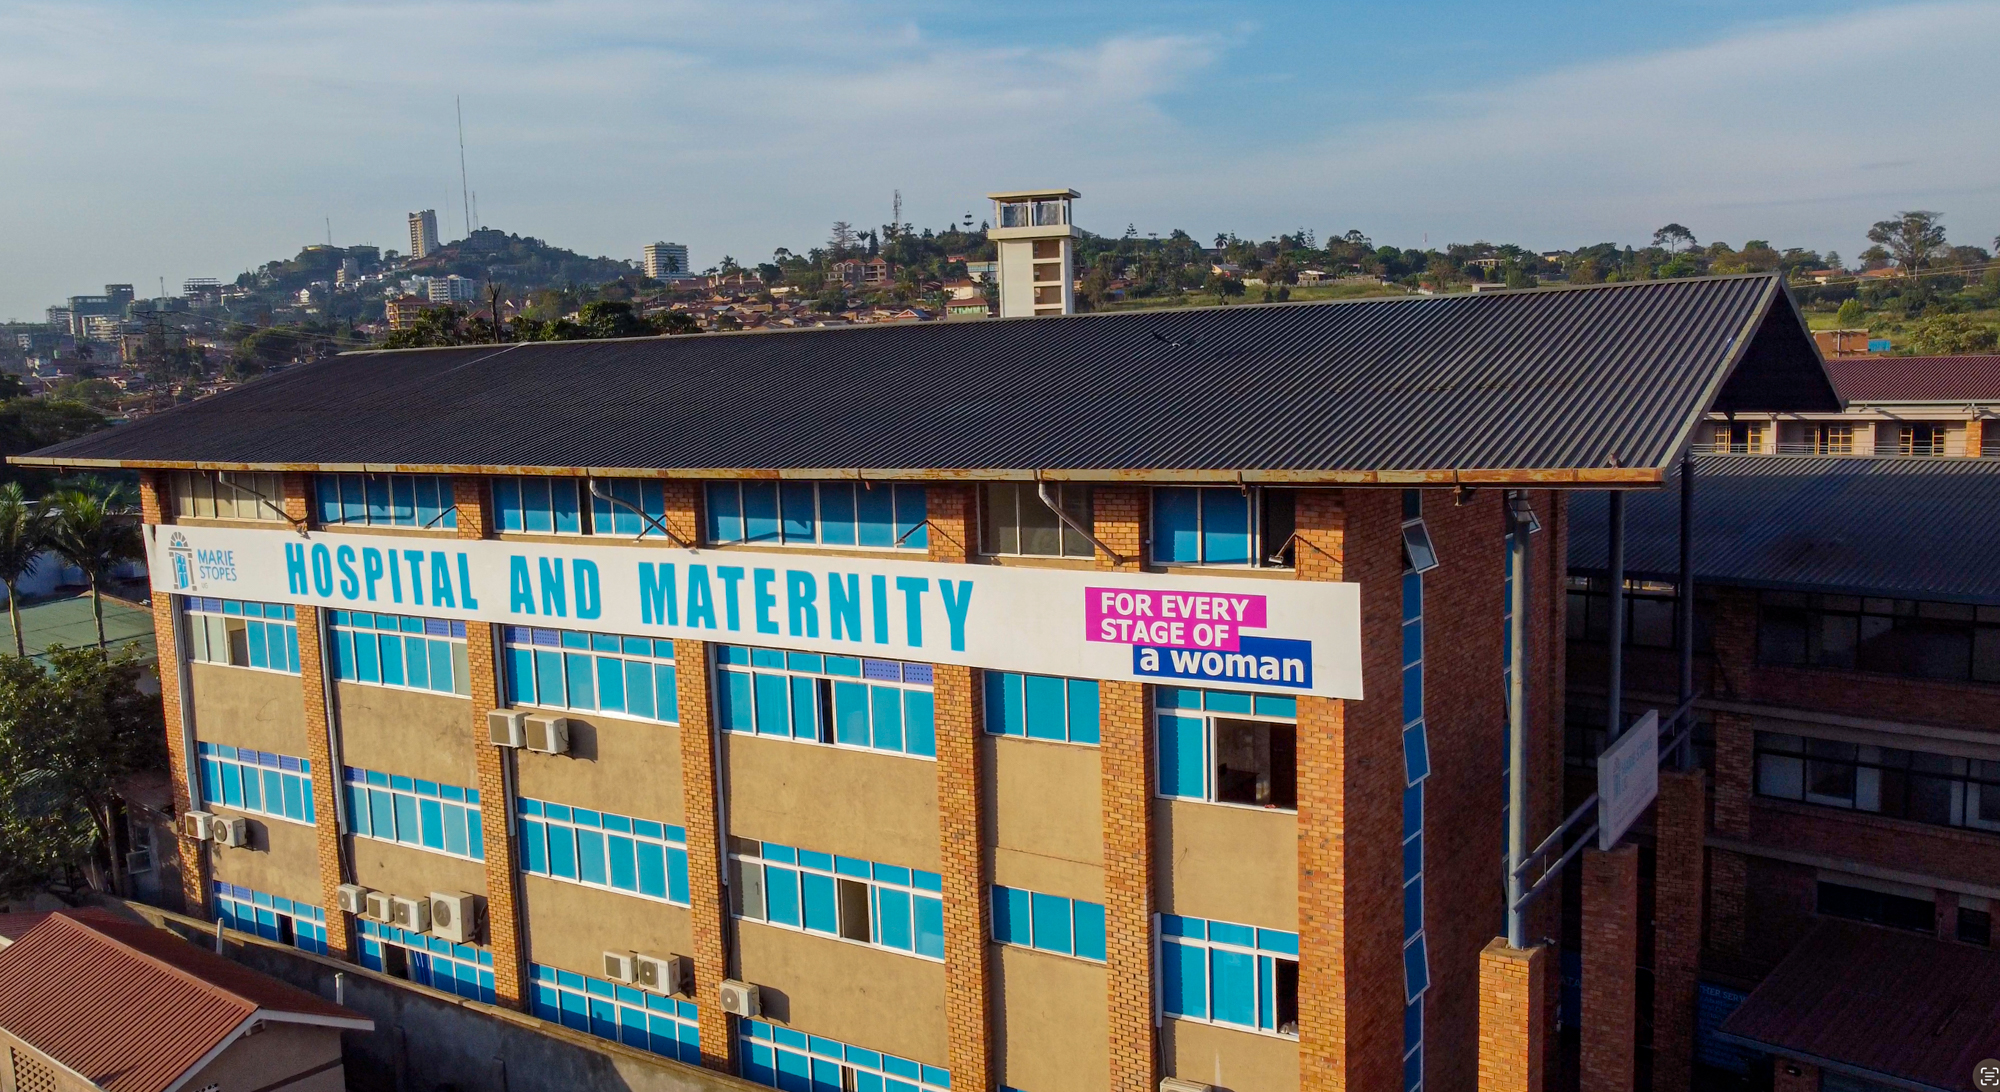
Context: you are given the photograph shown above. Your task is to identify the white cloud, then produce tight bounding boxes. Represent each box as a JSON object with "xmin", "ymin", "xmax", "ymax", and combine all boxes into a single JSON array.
[{"xmin": 0, "ymin": 1, "xmax": 1995, "ymax": 318}]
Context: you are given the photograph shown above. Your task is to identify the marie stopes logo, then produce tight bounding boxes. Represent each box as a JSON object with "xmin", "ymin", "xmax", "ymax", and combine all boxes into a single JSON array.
[{"xmin": 167, "ymin": 532, "xmax": 197, "ymax": 591}]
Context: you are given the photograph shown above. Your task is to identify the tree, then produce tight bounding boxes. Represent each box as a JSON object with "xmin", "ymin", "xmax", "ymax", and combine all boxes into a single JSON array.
[
  {"xmin": 1652, "ymin": 224, "xmax": 1697, "ymax": 252},
  {"xmin": 1835, "ymin": 298, "xmax": 1866, "ymax": 326},
  {"xmin": 1202, "ymin": 272, "xmax": 1245, "ymax": 304},
  {"xmin": 1867, "ymin": 211, "xmax": 1950, "ymax": 277},
  {"xmin": 47, "ymin": 487, "xmax": 142, "ymax": 652},
  {"xmin": 0, "ymin": 645, "xmax": 165, "ymax": 896},
  {"xmin": 1908, "ymin": 313, "xmax": 1999, "ymax": 355},
  {"xmin": 0, "ymin": 484, "xmax": 52, "ymax": 657}
]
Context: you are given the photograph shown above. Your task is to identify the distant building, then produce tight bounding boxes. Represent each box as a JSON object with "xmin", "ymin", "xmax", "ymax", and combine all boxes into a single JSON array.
[
  {"xmin": 945, "ymin": 295, "xmax": 993, "ymax": 319},
  {"xmin": 988, "ymin": 187, "xmax": 1079, "ymax": 317},
  {"xmin": 644, "ymin": 241, "xmax": 691, "ymax": 280},
  {"xmin": 385, "ymin": 295, "xmax": 436, "ymax": 329},
  {"xmin": 962, "ymin": 260, "xmax": 998, "ymax": 283},
  {"xmin": 0, "ymin": 909, "xmax": 371, "ymax": 1092},
  {"xmin": 81, "ymin": 314, "xmax": 125, "ymax": 341},
  {"xmin": 337, "ymin": 257, "xmax": 361, "ymax": 287},
  {"xmin": 427, "ymin": 274, "xmax": 479, "ymax": 303},
  {"xmin": 829, "ymin": 256, "xmax": 890, "ymax": 288},
  {"xmin": 1813, "ymin": 328, "xmax": 1877, "ymax": 358},
  {"xmin": 408, "ymin": 209, "xmax": 440, "ymax": 259}
]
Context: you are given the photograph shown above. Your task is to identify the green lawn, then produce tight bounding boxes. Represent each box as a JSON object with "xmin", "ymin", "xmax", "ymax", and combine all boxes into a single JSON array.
[{"xmin": 0, "ymin": 593, "xmax": 157, "ymax": 663}]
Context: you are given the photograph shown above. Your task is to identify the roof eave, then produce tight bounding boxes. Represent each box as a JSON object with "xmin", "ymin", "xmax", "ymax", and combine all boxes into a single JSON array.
[{"xmin": 3, "ymin": 455, "xmax": 1668, "ymax": 488}]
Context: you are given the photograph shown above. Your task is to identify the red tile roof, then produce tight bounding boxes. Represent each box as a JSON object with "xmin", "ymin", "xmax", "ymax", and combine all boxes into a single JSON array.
[
  {"xmin": 1825, "ymin": 355, "xmax": 2000, "ymax": 402},
  {"xmin": 0, "ymin": 911, "xmax": 369, "ymax": 1092},
  {"xmin": 1718, "ymin": 919, "xmax": 2000, "ymax": 1091}
]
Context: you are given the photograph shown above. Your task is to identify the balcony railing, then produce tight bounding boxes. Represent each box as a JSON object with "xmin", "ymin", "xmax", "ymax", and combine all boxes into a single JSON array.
[{"xmin": 1688, "ymin": 443, "xmax": 1998, "ymax": 458}]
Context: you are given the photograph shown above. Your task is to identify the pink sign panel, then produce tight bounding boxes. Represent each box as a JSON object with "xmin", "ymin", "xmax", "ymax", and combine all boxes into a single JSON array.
[{"xmin": 1084, "ymin": 587, "xmax": 1269, "ymax": 651}]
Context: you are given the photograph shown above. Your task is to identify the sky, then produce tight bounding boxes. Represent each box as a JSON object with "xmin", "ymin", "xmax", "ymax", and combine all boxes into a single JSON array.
[{"xmin": 2, "ymin": 0, "xmax": 1998, "ymax": 321}]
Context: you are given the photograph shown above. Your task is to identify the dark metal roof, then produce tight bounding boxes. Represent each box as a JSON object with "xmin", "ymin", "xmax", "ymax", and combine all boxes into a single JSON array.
[
  {"xmin": 1570, "ymin": 454, "xmax": 2000, "ymax": 603},
  {"xmin": 1826, "ymin": 355, "xmax": 2000, "ymax": 403},
  {"xmin": 19, "ymin": 274, "xmax": 1837, "ymax": 486},
  {"xmin": 1717, "ymin": 919, "xmax": 2000, "ymax": 1092}
]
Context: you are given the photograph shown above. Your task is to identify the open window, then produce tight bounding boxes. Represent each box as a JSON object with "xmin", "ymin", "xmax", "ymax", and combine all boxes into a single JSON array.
[{"xmin": 1212, "ymin": 719, "xmax": 1297, "ymax": 809}]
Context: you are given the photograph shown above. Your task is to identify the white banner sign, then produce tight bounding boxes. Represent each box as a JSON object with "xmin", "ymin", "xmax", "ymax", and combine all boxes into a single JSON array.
[
  {"xmin": 149, "ymin": 525, "xmax": 1364, "ymax": 698},
  {"xmin": 1597, "ymin": 708, "xmax": 1660, "ymax": 850}
]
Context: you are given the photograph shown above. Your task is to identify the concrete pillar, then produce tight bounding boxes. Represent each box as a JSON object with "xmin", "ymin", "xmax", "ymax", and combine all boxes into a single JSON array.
[
  {"xmin": 927, "ymin": 485, "xmax": 993, "ymax": 1092},
  {"xmin": 1580, "ymin": 845, "xmax": 1639, "ymax": 1092},
  {"xmin": 1092, "ymin": 486, "xmax": 1157, "ymax": 1092},
  {"xmin": 139, "ymin": 470, "xmax": 208, "ymax": 918},
  {"xmin": 1651, "ymin": 771, "xmax": 1706, "ymax": 1092},
  {"xmin": 1478, "ymin": 939, "xmax": 1548, "ymax": 1092}
]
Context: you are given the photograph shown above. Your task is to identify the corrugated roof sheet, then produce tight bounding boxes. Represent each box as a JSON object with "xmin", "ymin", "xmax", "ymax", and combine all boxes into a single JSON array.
[
  {"xmin": 1569, "ymin": 454, "xmax": 2000, "ymax": 604},
  {"xmin": 0, "ymin": 911, "xmax": 367, "ymax": 1092},
  {"xmin": 17, "ymin": 275, "xmax": 1836, "ymax": 484},
  {"xmin": 1827, "ymin": 354, "xmax": 2000, "ymax": 402},
  {"xmin": 1718, "ymin": 919, "xmax": 2000, "ymax": 1092}
]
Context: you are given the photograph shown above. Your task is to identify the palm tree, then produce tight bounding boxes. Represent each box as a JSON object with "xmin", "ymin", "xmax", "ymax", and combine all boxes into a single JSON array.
[
  {"xmin": 48, "ymin": 486, "xmax": 143, "ymax": 652},
  {"xmin": 0, "ymin": 483, "xmax": 54, "ymax": 657}
]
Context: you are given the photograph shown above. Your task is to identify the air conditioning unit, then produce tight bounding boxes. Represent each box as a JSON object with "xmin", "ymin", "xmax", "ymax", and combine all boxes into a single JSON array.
[
  {"xmin": 183, "ymin": 810, "xmax": 214, "ymax": 841},
  {"xmin": 524, "ymin": 715, "xmax": 570, "ymax": 756},
  {"xmin": 634, "ymin": 953, "xmax": 683, "ymax": 995},
  {"xmin": 208, "ymin": 816, "xmax": 249, "ymax": 849},
  {"xmin": 1160, "ymin": 1080, "xmax": 1213, "ymax": 1092},
  {"xmin": 336, "ymin": 884, "xmax": 370, "ymax": 916},
  {"xmin": 718, "ymin": 979, "xmax": 760, "ymax": 1018},
  {"xmin": 388, "ymin": 894, "xmax": 430, "ymax": 933},
  {"xmin": 364, "ymin": 890, "xmax": 393, "ymax": 921},
  {"xmin": 488, "ymin": 709, "xmax": 527, "ymax": 748},
  {"xmin": 428, "ymin": 891, "xmax": 480, "ymax": 944},
  {"xmin": 125, "ymin": 848, "xmax": 154, "ymax": 874},
  {"xmin": 603, "ymin": 951, "xmax": 637, "ymax": 983}
]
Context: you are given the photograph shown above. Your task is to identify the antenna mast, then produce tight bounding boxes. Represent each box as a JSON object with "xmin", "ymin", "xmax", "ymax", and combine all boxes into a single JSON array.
[
  {"xmin": 892, "ymin": 189, "xmax": 902, "ymax": 237},
  {"xmin": 456, "ymin": 96, "xmax": 472, "ymax": 238}
]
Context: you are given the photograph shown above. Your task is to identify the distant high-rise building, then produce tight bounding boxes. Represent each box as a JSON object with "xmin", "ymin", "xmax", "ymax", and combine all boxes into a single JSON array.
[
  {"xmin": 987, "ymin": 188, "xmax": 1078, "ymax": 317},
  {"xmin": 644, "ymin": 241, "xmax": 690, "ymax": 280},
  {"xmin": 103, "ymin": 284, "xmax": 135, "ymax": 311},
  {"xmin": 182, "ymin": 277, "xmax": 221, "ymax": 298},
  {"xmin": 427, "ymin": 274, "xmax": 478, "ymax": 303},
  {"xmin": 408, "ymin": 210, "xmax": 440, "ymax": 259}
]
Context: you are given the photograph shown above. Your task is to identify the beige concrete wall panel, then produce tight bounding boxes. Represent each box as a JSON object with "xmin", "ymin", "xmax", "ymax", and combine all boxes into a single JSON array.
[
  {"xmin": 1156, "ymin": 799, "xmax": 1297, "ymax": 930},
  {"xmin": 520, "ymin": 873, "xmax": 694, "ymax": 978},
  {"xmin": 735, "ymin": 921, "xmax": 949, "ymax": 1066},
  {"xmin": 1163, "ymin": 1021, "xmax": 1300, "ymax": 1092},
  {"xmin": 349, "ymin": 837, "xmax": 489, "ymax": 902},
  {"xmin": 207, "ymin": 814, "xmax": 324, "ymax": 907},
  {"xmin": 188, "ymin": 663, "xmax": 308, "ymax": 755},
  {"xmin": 191, "ymin": 1023, "xmax": 343, "ymax": 1092},
  {"xmin": 725, "ymin": 735, "xmax": 941, "ymax": 870},
  {"xmin": 994, "ymin": 945, "xmax": 1110, "ymax": 1092},
  {"xmin": 333, "ymin": 681, "xmax": 476, "ymax": 785},
  {"xmin": 514, "ymin": 713, "xmax": 684, "ymax": 824},
  {"xmin": 990, "ymin": 847, "xmax": 1106, "ymax": 906},
  {"xmin": 986, "ymin": 736, "xmax": 1102, "ymax": 866}
]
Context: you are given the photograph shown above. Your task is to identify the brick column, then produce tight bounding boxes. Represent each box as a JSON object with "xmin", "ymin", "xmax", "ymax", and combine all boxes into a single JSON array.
[
  {"xmin": 140, "ymin": 471, "xmax": 208, "ymax": 917},
  {"xmin": 1293, "ymin": 489, "xmax": 1356, "ymax": 1090},
  {"xmin": 1651, "ymin": 771, "xmax": 1706, "ymax": 1092},
  {"xmin": 1477, "ymin": 939, "xmax": 1548, "ymax": 1092},
  {"xmin": 1092, "ymin": 486, "xmax": 1156, "ymax": 1092},
  {"xmin": 926, "ymin": 486, "xmax": 992, "ymax": 1092},
  {"xmin": 276, "ymin": 473, "xmax": 356, "ymax": 960},
  {"xmin": 453, "ymin": 476, "xmax": 527, "ymax": 1009},
  {"xmin": 1710, "ymin": 711, "xmax": 1754, "ymax": 955},
  {"xmin": 663, "ymin": 481, "xmax": 733, "ymax": 1072},
  {"xmin": 1580, "ymin": 845, "xmax": 1639, "ymax": 1092},
  {"xmin": 1966, "ymin": 419, "xmax": 1985, "ymax": 458},
  {"xmin": 1772, "ymin": 1059, "xmax": 1819, "ymax": 1092}
]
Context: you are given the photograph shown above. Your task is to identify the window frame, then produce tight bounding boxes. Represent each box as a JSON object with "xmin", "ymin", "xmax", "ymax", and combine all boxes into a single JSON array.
[
  {"xmin": 516, "ymin": 797, "xmax": 691, "ymax": 906},
  {"xmin": 502, "ymin": 626, "xmax": 680, "ymax": 725},
  {"xmin": 171, "ymin": 471, "xmax": 287, "ymax": 522},
  {"xmin": 328, "ymin": 610, "xmax": 472, "ymax": 696},
  {"xmin": 979, "ymin": 482, "xmax": 1094, "ymax": 559},
  {"xmin": 727, "ymin": 838, "xmax": 945, "ymax": 962},
  {"xmin": 1156, "ymin": 912, "xmax": 1301, "ymax": 1039},
  {"xmin": 341, "ymin": 766, "xmax": 485, "ymax": 861},
  {"xmin": 531, "ymin": 962, "xmax": 702, "ymax": 1064},
  {"xmin": 704, "ymin": 481, "xmax": 929, "ymax": 551},
  {"xmin": 740, "ymin": 1019, "xmax": 951, "ymax": 1092},
  {"xmin": 982, "ymin": 671, "xmax": 1100, "ymax": 745},
  {"xmin": 196, "ymin": 741, "xmax": 315, "ymax": 826},
  {"xmin": 359, "ymin": 919, "xmax": 495, "ymax": 1002},
  {"xmin": 1755, "ymin": 591, "xmax": 2000, "ymax": 684},
  {"xmin": 990, "ymin": 884, "xmax": 1107, "ymax": 962},
  {"xmin": 1153, "ymin": 686, "xmax": 1300, "ymax": 812},
  {"xmin": 212, "ymin": 882, "xmax": 328, "ymax": 955},
  {"xmin": 314, "ymin": 472, "xmax": 459, "ymax": 530},
  {"xmin": 1752, "ymin": 729, "xmax": 2000, "ymax": 833},
  {"xmin": 1149, "ymin": 485, "xmax": 1296, "ymax": 569},
  {"xmin": 183, "ymin": 597, "xmax": 301, "ymax": 674},
  {"xmin": 714, "ymin": 645, "xmax": 938, "ymax": 760}
]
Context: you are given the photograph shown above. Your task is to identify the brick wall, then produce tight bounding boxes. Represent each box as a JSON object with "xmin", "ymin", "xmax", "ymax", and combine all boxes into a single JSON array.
[
  {"xmin": 454, "ymin": 476, "xmax": 527, "ymax": 1010},
  {"xmin": 139, "ymin": 470, "xmax": 207, "ymax": 916},
  {"xmin": 1476, "ymin": 938, "xmax": 1547, "ymax": 1092},
  {"xmin": 659, "ymin": 481, "xmax": 734, "ymax": 1073},
  {"xmin": 927, "ymin": 485, "xmax": 993, "ymax": 1092},
  {"xmin": 1092, "ymin": 485, "xmax": 1156, "ymax": 1092},
  {"xmin": 1651, "ymin": 771, "xmax": 1705, "ymax": 1092},
  {"xmin": 1580, "ymin": 845, "xmax": 1638, "ymax": 1092},
  {"xmin": 1530, "ymin": 491, "xmax": 1570, "ymax": 1084}
]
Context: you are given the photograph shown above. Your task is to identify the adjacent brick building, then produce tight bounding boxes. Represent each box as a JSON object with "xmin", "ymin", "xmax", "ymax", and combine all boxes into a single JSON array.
[{"xmin": 17, "ymin": 274, "xmax": 1832, "ymax": 1092}]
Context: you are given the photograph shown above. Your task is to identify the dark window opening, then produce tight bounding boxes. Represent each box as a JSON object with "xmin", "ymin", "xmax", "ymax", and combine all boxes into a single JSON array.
[
  {"xmin": 1959, "ymin": 907, "xmax": 1991, "ymax": 946},
  {"xmin": 381, "ymin": 944, "xmax": 410, "ymax": 980},
  {"xmin": 837, "ymin": 878, "xmax": 872, "ymax": 942},
  {"xmin": 1758, "ymin": 592, "xmax": 2000, "ymax": 684},
  {"xmin": 1276, "ymin": 958, "xmax": 1300, "ymax": 1036},
  {"xmin": 1213, "ymin": 718, "xmax": 1296, "ymax": 809},
  {"xmin": 1816, "ymin": 881, "xmax": 1935, "ymax": 933}
]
